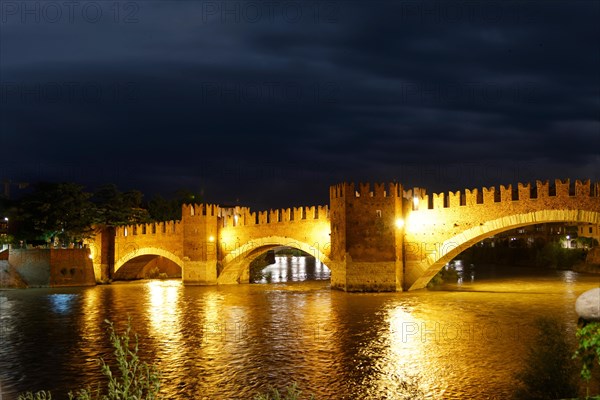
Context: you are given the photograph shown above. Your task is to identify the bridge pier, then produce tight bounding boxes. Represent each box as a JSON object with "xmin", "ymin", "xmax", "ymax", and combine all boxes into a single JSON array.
[
  {"xmin": 182, "ymin": 260, "xmax": 218, "ymax": 285},
  {"xmin": 329, "ymin": 183, "xmax": 406, "ymax": 292},
  {"xmin": 181, "ymin": 204, "xmax": 219, "ymax": 285},
  {"xmin": 86, "ymin": 226, "xmax": 114, "ymax": 283},
  {"xmin": 330, "ymin": 257, "xmax": 403, "ymax": 292}
]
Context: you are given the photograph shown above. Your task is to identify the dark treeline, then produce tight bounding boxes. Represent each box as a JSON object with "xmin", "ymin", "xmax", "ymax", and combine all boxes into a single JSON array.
[
  {"xmin": 0, "ymin": 182, "xmax": 202, "ymax": 246},
  {"xmin": 459, "ymin": 242, "xmax": 589, "ymax": 269}
]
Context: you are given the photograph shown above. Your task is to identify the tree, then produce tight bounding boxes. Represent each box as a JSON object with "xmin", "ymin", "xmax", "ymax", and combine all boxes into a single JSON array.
[
  {"xmin": 18, "ymin": 182, "xmax": 97, "ymax": 245},
  {"xmin": 147, "ymin": 194, "xmax": 176, "ymax": 222},
  {"xmin": 92, "ymin": 184, "xmax": 149, "ymax": 227},
  {"xmin": 147, "ymin": 189, "xmax": 203, "ymax": 222}
]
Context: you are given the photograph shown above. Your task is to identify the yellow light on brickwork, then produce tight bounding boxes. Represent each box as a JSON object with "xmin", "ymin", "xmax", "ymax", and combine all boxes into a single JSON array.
[
  {"xmin": 209, "ymin": 235, "xmax": 215, "ymax": 242},
  {"xmin": 413, "ymin": 196, "xmax": 419, "ymax": 210},
  {"xmin": 395, "ymin": 218, "xmax": 405, "ymax": 229},
  {"xmin": 406, "ymin": 211, "xmax": 434, "ymax": 234}
]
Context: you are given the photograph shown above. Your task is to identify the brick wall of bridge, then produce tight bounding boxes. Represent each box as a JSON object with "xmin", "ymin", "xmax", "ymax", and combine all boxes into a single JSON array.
[
  {"xmin": 87, "ymin": 178, "xmax": 600, "ymax": 292},
  {"xmin": 114, "ymin": 220, "xmax": 184, "ymax": 269},
  {"xmin": 216, "ymin": 205, "xmax": 331, "ymax": 284},
  {"xmin": 403, "ymin": 179, "xmax": 600, "ymax": 290}
]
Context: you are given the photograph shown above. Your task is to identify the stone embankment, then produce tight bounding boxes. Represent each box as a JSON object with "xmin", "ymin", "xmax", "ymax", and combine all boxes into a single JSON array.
[
  {"xmin": 572, "ymin": 247, "xmax": 600, "ymax": 274},
  {"xmin": 0, "ymin": 248, "xmax": 96, "ymax": 288},
  {"xmin": 0, "ymin": 250, "xmax": 27, "ymax": 288}
]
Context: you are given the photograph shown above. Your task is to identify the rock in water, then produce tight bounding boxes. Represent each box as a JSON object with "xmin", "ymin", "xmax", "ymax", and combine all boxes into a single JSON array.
[{"xmin": 576, "ymin": 288, "xmax": 600, "ymax": 321}]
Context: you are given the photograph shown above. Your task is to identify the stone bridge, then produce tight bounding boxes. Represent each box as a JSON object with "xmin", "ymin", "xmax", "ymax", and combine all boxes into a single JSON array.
[{"xmin": 87, "ymin": 179, "xmax": 600, "ymax": 291}]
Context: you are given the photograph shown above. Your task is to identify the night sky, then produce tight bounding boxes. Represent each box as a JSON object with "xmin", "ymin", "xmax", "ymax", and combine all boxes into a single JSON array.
[{"xmin": 1, "ymin": 1, "xmax": 598, "ymax": 209}]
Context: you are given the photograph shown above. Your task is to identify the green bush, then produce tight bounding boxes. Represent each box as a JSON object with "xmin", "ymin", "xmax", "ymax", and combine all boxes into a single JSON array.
[
  {"xmin": 18, "ymin": 392, "xmax": 53, "ymax": 400},
  {"xmin": 574, "ymin": 321, "xmax": 600, "ymax": 392},
  {"xmin": 254, "ymin": 383, "xmax": 314, "ymax": 400},
  {"xmin": 427, "ymin": 266, "xmax": 459, "ymax": 288},
  {"xmin": 535, "ymin": 242, "xmax": 587, "ymax": 269}
]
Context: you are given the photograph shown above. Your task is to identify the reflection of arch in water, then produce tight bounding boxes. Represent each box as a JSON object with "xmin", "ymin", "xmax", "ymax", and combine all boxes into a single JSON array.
[
  {"xmin": 218, "ymin": 236, "xmax": 331, "ymax": 284},
  {"xmin": 407, "ymin": 209, "xmax": 600, "ymax": 290},
  {"xmin": 250, "ymin": 247, "xmax": 331, "ymax": 283}
]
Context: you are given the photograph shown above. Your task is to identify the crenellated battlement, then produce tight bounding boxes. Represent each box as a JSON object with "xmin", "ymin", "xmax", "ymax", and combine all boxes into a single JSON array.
[
  {"xmin": 116, "ymin": 220, "xmax": 182, "ymax": 237},
  {"xmin": 414, "ymin": 179, "xmax": 599, "ymax": 210},
  {"xmin": 330, "ymin": 182, "xmax": 402, "ymax": 199},
  {"xmin": 182, "ymin": 203, "xmax": 219, "ymax": 217},
  {"xmin": 113, "ymin": 179, "xmax": 599, "ymax": 236},
  {"xmin": 223, "ymin": 205, "xmax": 329, "ymax": 226}
]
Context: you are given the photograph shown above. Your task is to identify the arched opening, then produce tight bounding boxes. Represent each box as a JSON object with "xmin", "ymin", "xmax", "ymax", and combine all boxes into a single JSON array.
[
  {"xmin": 217, "ymin": 235, "xmax": 331, "ymax": 285},
  {"xmin": 113, "ymin": 255, "xmax": 182, "ymax": 281},
  {"xmin": 424, "ymin": 221, "xmax": 598, "ymax": 289},
  {"xmin": 248, "ymin": 246, "xmax": 331, "ymax": 283},
  {"xmin": 406, "ymin": 209, "xmax": 600, "ymax": 290}
]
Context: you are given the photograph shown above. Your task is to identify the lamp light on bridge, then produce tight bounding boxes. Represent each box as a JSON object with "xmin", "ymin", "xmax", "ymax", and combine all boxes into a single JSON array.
[{"xmin": 395, "ymin": 218, "xmax": 405, "ymax": 229}]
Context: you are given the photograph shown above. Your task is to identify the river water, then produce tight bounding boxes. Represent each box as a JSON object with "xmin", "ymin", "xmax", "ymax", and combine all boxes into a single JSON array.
[{"xmin": 0, "ymin": 256, "xmax": 598, "ymax": 399}]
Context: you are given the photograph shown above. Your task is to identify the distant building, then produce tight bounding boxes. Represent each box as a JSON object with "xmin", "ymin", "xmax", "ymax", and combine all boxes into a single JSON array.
[
  {"xmin": 480, "ymin": 222, "xmax": 576, "ymax": 248},
  {"xmin": 574, "ymin": 223, "xmax": 600, "ymax": 247},
  {"xmin": 0, "ymin": 217, "xmax": 9, "ymax": 251}
]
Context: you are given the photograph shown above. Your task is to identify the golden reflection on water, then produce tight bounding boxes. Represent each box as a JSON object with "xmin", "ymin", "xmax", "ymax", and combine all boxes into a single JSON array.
[
  {"xmin": 145, "ymin": 280, "xmax": 186, "ymax": 377},
  {"xmin": 81, "ymin": 287, "xmax": 101, "ymax": 330},
  {"xmin": 2, "ymin": 263, "xmax": 600, "ymax": 400},
  {"xmin": 147, "ymin": 280, "xmax": 181, "ymax": 336},
  {"xmin": 201, "ymin": 290, "xmax": 225, "ymax": 346},
  {"xmin": 383, "ymin": 306, "xmax": 431, "ymax": 397}
]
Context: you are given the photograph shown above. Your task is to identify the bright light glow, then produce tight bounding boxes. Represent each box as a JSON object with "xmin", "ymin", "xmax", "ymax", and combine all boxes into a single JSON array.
[
  {"xmin": 384, "ymin": 306, "xmax": 428, "ymax": 390},
  {"xmin": 209, "ymin": 235, "xmax": 215, "ymax": 242},
  {"xmin": 413, "ymin": 196, "xmax": 419, "ymax": 209},
  {"xmin": 395, "ymin": 218, "xmax": 405, "ymax": 229},
  {"xmin": 405, "ymin": 211, "xmax": 435, "ymax": 233},
  {"xmin": 3, "ymin": 217, "xmax": 8, "ymax": 222},
  {"xmin": 566, "ymin": 235, "xmax": 570, "ymax": 240},
  {"xmin": 147, "ymin": 281, "xmax": 185, "ymax": 360}
]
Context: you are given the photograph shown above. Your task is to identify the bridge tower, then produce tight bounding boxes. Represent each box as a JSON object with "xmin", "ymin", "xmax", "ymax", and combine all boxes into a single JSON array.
[
  {"xmin": 181, "ymin": 204, "xmax": 219, "ymax": 285},
  {"xmin": 329, "ymin": 182, "xmax": 406, "ymax": 291}
]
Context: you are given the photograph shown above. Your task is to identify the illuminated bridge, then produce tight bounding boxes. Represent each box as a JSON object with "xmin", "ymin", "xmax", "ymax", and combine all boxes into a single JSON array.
[{"xmin": 87, "ymin": 179, "xmax": 600, "ymax": 291}]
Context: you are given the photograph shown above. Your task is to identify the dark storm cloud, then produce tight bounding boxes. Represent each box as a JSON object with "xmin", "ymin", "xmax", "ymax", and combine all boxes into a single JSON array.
[{"xmin": 0, "ymin": 0, "xmax": 598, "ymax": 208}]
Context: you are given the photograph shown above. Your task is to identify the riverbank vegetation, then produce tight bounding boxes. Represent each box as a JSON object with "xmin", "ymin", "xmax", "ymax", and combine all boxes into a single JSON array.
[
  {"xmin": 574, "ymin": 321, "xmax": 600, "ymax": 399},
  {"xmin": 460, "ymin": 242, "xmax": 589, "ymax": 270},
  {"xmin": 426, "ymin": 266, "xmax": 459, "ymax": 288},
  {"xmin": 253, "ymin": 383, "xmax": 315, "ymax": 400},
  {"xmin": 18, "ymin": 318, "xmax": 161, "ymax": 400},
  {"xmin": 1, "ymin": 182, "xmax": 203, "ymax": 247}
]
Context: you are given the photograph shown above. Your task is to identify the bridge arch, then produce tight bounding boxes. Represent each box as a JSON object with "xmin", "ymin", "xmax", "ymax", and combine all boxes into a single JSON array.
[
  {"xmin": 407, "ymin": 209, "xmax": 600, "ymax": 290},
  {"xmin": 218, "ymin": 235, "xmax": 331, "ymax": 284},
  {"xmin": 114, "ymin": 247, "xmax": 184, "ymax": 279}
]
